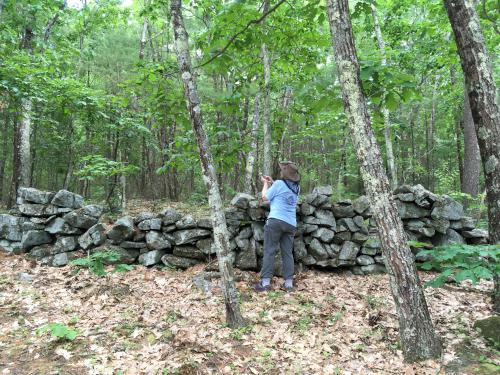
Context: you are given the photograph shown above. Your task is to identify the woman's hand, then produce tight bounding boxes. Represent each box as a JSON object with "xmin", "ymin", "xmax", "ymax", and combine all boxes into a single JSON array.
[{"xmin": 261, "ymin": 175, "xmax": 273, "ymax": 184}]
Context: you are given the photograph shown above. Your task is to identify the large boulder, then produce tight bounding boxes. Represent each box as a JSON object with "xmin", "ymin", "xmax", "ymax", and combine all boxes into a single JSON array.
[
  {"xmin": 235, "ymin": 240, "xmax": 258, "ymax": 270},
  {"xmin": 176, "ymin": 215, "xmax": 197, "ymax": 229},
  {"xmin": 161, "ymin": 254, "xmax": 200, "ymax": 269},
  {"xmin": 21, "ymin": 230, "xmax": 52, "ymax": 250},
  {"xmin": 63, "ymin": 209, "xmax": 99, "ymax": 229},
  {"xmin": 45, "ymin": 217, "xmax": 80, "ymax": 235},
  {"xmin": 78, "ymin": 224, "xmax": 106, "ymax": 250},
  {"xmin": 162, "ymin": 209, "xmax": 182, "ymax": 226},
  {"xmin": 53, "ymin": 236, "xmax": 78, "ymax": 253},
  {"xmin": 18, "ymin": 203, "xmax": 69, "ymax": 217},
  {"xmin": 81, "ymin": 205, "xmax": 103, "ymax": 218},
  {"xmin": 173, "ymin": 245, "xmax": 205, "ymax": 260},
  {"xmin": 138, "ymin": 250, "xmax": 167, "ymax": 266},
  {"xmin": 473, "ymin": 316, "xmax": 500, "ymax": 347},
  {"xmin": 300, "ymin": 203, "xmax": 315, "ymax": 216},
  {"xmin": 230, "ymin": 193, "xmax": 256, "ymax": 209},
  {"xmin": 18, "ymin": 187, "xmax": 54, "ymax": 204},
  {"xmin": 308, "ymin": 239, "xmax": 328, "ymax": 260},
  {"xmin": 51, "ymin": 189, "xmax": 84, "ymax": 209},
  {"xmin": 431, "ymin": 196, "xmax": 464, "ymax": 221},
  {"xmin": 339, "ymin": 241, "xmax": 360, "ymax": 263},
  {"xmin": 107, "ymin": 216, "xmax": 135, "ymax": 244},
  {"xmin": 337, "ymin": 218, "xmax": 358, "ymax": 232},
  {"xmin": 431, "ymin": 228, "xmax": 465, "ymax": 246},
  {"xmin": 134, "ymin": 212, "xmax": 156, "ymax": 224},
  {"xmin": 196, "ymin": 238, "xmax": 215, "ymax": 255},
  {"xmin": 0, "ymin": 215, "xmax": 26, "ymax": 241},
  {"xmin": 332, "ymin": 203, "xmax": 355, "ymax": 218},
  {"xmin": 138, "ymin": 218, "xmax": 162, "ymax": 231},
  {"xmin": 313, "ymin": 186, "xmax": 333, "ymax": 196},
  {"xmin": 145, "ymin": 231, "xmax": 172, "ymax": 250},
  {"xmin": 293, "ymin": 237, "xmax": 307, "ymax": 261},
  {"xmin": 353, "ymin": 195, "xmax": 371, "ymax": 215},
  {"xmin": 356, "ymin": 255, "xmax": 375, "ymax": 266},
  {"xmin": 314, "ymin": 209, "xmax": 336, "ymax": 229},
  {"xmin": 173, "ymin": 229, "xmax": 211, "ymax": 245},
  {"xmin": 311, "ymin": 227, "xmax": 335, "ymax": 243},
  {"xmin": 396, "ymin": 201, "xmax": 429, "ymax": 219}
]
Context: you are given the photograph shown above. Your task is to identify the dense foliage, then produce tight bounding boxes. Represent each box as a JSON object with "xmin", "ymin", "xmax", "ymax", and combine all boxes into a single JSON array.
[{"xmin": 0, "ymin": 0, "xmax": 498, "ymax": 209}]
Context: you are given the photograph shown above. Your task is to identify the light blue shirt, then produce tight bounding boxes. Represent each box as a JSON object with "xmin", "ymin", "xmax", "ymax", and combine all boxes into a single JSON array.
[{"xmin": 266, "ymin": 180, "xmax": 299, "ymax": 227}]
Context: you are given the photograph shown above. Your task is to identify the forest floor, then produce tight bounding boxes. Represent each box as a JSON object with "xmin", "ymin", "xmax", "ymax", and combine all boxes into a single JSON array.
[{"xmin": 0, "ymin": 252, "xmax": 499, "ymax": 375}]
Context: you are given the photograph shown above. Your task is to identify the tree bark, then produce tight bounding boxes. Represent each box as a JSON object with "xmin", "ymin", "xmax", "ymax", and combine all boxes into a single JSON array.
[
  {"xmin": 0, "ymin": 110, "xmax": 8, "ymax": 203},
  {"xmin": 326, "ymin": 0, "xmax": 442, "ymax": 361},
  {"xmin": 371, "ymin": 3, "xmax": 397, "ymax": 190},
  {"xmin": 261, "ymin": 0, "xmax": 272, "ymax": 176},
  {"xmin": 461, "ymin": 88, "xmax": 481, "ymax": 196},
  {"xmin": 170, "ymin": 0, "xmax": 245, "ymax": 327},
  {"xmin": 444, "ymin": 0, "xmax": 500, "ymax": 313},
  {"xmin": 245, "ymin": 94, "xmax": 260, "ymax": 195}
]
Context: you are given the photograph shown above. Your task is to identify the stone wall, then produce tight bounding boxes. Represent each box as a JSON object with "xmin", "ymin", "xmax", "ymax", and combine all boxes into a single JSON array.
[{"xmin": 0, "ymin": 185, "xmax": 488, "ymax": 275}]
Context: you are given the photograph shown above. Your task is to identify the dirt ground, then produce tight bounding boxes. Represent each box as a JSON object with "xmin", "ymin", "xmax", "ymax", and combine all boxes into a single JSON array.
[{"xmin": 0, "ymin": 251, "xmax": 498, "ymax": 375}]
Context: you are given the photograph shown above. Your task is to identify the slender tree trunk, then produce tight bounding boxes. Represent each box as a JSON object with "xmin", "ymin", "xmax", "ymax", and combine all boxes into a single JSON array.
[
  {"xmin": 261, "ymin": 0, "xmax": 272, "ymax": 176},
  {"xmin": 0, "ymin": 110, "xmax": 8, "ymax": 203},
  {"xmin": 278, "ymin": 86, "xmax": 293, "ymax": 160},
  {"xmin": 371, "ymin": 3, "xmax": 397, "ymax": 190},
  {"xmin": 171, "ymin": 0, "xmax": 245, "ymax": 327},
  {"xmin": 18, "ymin": 98, "xmax": 32, "ymax": 189},
  {"xmin": 326, "ymin": 0, "xmax": 442, "ymax": 361},
  {"xmin": 461, "ymin": 88, "xmax": 481, "ymax": 196},
  {"xmin": 455, "ymin": 119, "xmax": 464, "ymax": 188},
  {"xmin": 444, "ymin": 0, "xmax": 500, "ymax": 313},
  {"xmin": 245, "ymin": 94, "xmax": 260, "ymax": 194}
]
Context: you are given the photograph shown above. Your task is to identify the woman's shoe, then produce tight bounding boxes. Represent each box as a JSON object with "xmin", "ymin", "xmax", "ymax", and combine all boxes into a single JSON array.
[
  {"xmin": 254, "ymin": 281, "xmax": 270, "ymax": 292},
  {"xmin": 281, "ymin": 283, "xmax": 295, "ymax": 292}
]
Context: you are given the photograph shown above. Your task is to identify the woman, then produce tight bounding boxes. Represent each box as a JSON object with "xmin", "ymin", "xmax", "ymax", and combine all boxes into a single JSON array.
[{"xmin": 254, "ymin": 161, "xmax": 300, "ymax": 292}]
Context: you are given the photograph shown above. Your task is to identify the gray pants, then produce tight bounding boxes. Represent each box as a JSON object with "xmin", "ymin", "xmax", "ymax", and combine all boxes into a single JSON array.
[{"xmin": 260, "ymin": 218, "xmax": 296, "ymax": 280}]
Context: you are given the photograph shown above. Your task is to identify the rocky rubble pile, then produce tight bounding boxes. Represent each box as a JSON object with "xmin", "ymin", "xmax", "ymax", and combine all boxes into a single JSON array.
[{"xmin": 0, "ymin": 185, "xmax": 489, "ymax": 275}]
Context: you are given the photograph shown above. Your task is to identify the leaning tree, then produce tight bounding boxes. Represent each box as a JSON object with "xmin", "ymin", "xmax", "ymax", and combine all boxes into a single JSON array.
[
  {"xmin": 170, "ymin": 0, "xmax": 245, "ymax": 328},
  {"xmin": 326, "ymin": 0, "xmax": 442, "ymax": 362},
  {"xmin": 443, "ymin": 0, "xmax": 500, "ymax": 313}
]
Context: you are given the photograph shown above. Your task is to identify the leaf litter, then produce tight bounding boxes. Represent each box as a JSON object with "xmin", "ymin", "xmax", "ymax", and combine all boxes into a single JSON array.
[{"xmin": 0, "ymin": 251, "xmax": 498, "ymax": 374}]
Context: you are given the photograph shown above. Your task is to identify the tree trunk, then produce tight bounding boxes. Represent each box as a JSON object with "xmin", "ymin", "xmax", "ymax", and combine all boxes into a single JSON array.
[
  {"xmin": 371, "ymin": 3, "xmax": 397, "ymax": 190},
  {"xmin": 17, "ymin": 98, "xmax": 32, "ymax": 189},
  {"xmin": 444, "ymin": 0, "xmax": 500, "ymax": 313},
  {"xmin": 245, "ymin": 94, "xmax": 260, "ymax": 195},
  {"xmin": 0, "ymin": 110, "xmax": 8, "ymax": 203},
  {"xmin": 326, "ymin": 0, "xmax": 442, "ymax": 361},
  {"xmin": 461, "ymin": 88, "xmax": 481, "ymax": 197},
  {"xmin": 261, "ymin": 0, "xmax": 272, "ymax": 176},
  {"xmin": 455, "ymin": 119, "xmax": 464, "ymax": 189},
  {"xmin": 171, "ymin": 0, "xmax": 245, "ymax": 327}
]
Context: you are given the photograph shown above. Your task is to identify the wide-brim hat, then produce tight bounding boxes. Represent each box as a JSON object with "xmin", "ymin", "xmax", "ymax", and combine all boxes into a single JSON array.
[{"xmin": 279, "ymin": 161, "xmax": 300, "ymax": 182}]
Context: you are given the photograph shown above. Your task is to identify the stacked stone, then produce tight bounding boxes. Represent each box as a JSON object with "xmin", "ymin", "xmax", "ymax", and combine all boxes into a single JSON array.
[
  {"xmin": 0, "ymin": 187, "xmax": 104, "ymax": 266},
  {"xmin": 394, "ymin": 184, "xmax": 488, "ymax": 248}
]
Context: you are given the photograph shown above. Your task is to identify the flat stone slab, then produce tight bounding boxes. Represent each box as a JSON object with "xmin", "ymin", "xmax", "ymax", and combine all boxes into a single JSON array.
[
  {"xmin": 18, "ymin": 187, "xmax": 54, "ymax": 204},
  {"xmin": 51, "ymin": 189, "xmax": 84, "ymax": 209}
]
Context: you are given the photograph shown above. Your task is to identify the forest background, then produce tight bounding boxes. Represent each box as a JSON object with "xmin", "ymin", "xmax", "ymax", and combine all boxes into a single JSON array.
[{"xmin": 0, "ymin": 0, "xmax": 498, "ymax": 213}]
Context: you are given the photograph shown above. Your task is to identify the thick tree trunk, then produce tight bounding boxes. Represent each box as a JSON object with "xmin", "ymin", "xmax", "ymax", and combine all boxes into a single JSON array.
[
  {"xmin": 326, "ymin": 0, "xmax": 442, "ymax": 361},
  {"xmin": 245, "ymin": 94, "xmax": 260, "ymax": 195},
  {"xmin": 444, "ymin": 0, "xmax": 500, "ymax": 314},
  {"xmin": 171, "ymin": 0, "xmax": 245, "ymax": 327},
  {"xmin": 371, "ymin": 3, "xmax": 397, "ymax": 190},
  {"xmin": 455, "ymin": 119, "xmax": 464, "ymax": 188},
  {"xmin": 18, "ymin": 98, "xmax": 32, "ymax": 188},
  {"xmin": 461, "ymin": 88, "xmax": 481, "ymax": 196},
  {"xmin": 261, "ymin": 0, "xmax": 272, "ymax": 176}
]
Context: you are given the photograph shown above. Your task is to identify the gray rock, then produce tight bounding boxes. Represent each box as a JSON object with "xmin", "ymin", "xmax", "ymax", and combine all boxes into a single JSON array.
[
  {"xmin": 29, "ymin": 244, "xmax": 53, "ymax": 259},
  {"xmin": 162, "ymin": 224, "xmax": 177, "ymax": 233},
  {"xmin": 173, "ymin": 245, "xmax": 205, "ymax": 260},
  {"xmin": 82, "ymin": 205, "xmax": 103, "ymax": 218},
  {"xmin": 462, "ymin": 229, "xmax": 489, "ymax": 239},
  {"xmin": 196, "ymin": 238, "xmax": 215, "ymax": 255},
  {"xmin": 312, "ymin": 194, "xmax": 329, "ymax": 207},
  {"xmin": 361, "ymin": 264, "xmax": 386, "ymax": 274},
  {"xmin": 235, "ymin": 240, "xmax": 258, "ymax": 270},
  {"xmin": 161, "ymin": 254, "xmax": 200, "ymax": 269},
  {"xmin": 230, "ymin": 193, "xmax": 256, "ymax": 209},
  {"xmin": 18, "ymin": 203, "xmax": 67, "ymax": 217},
  {"xmin": 412, "ymin": 184, "xmax": 438, "ymax": 207},
  {"xmin": 315, "ymin": 258, "xmax": 339, "ymax": 267},
  {"xmin": 396, "ymin": 193, "xmax": 415, "ymax": 202},
  {"xmin": 197, "ymin": 218, "xmax": 213, "ymax": 229},
  {"xmin": 16, "ymin": 272, "xmax": 35, "ymax": 282},
  {"xmin": 374, "ymin": 255, "xmax": 385, "ymax": 264},
  {"xmin": 54, "ymin": 236, "xmax": 78, "ymax": 253},
  {"xmin": 356, "ymin": 255, "xmax": 375, "ymax": 266},
  {"xmin": 339, "ymin": 241, "xmax": 360, "ymax": 262},
  {"xmin": 333, "ymin": 231, "xmax": 351, "ymax": 244},
  {"xmin": 134, "ymin": 212, "xmax": 156, "ymax": 224},
  {"xmin": 361, "ymin": 246, "xmax": 378, "ymax": 256},
  {"xmin": 363, "ymin": 236, "xmax": 381, "ymax": 249},
  {"xmin": 107, "ymin": 216, "xmax": 135, "ymax": 243},
  {"xmin": 432, "ymin": 229, "xmax": 466, "ymax": 246},
  {"xmin": 18, "ymin": 187, "xmax": 54, "ymax": 204},
  {"xmin": 304, "ymin": 192, "xmax": 318, "ymax": 205},
  {"xmin": 51, "ymin": 189, "xmax": 84, "ymax": 209},
  {"xmin": 352, "ymin": 232, "xmax": 369, "ymax": 244},
  {"xmin": 251, "ymin": 222, "xmax": 265, "ymax": 241},
  {"xmin": 119, "ymin": 241, "xmax": 147, "ymax": 249},
  {"xmin": 173, "ymin": 229, "xmax": 211, "ymax": 245},
  {"xmin": 396, "ymin": 201, "xmax": 429, "ymax": 219},
  {"xmin": 51, "ymin": 252, "xmax": 78, "ymax": 267},
  {"xmin": 138, "ymin": 250, "xmax": 167, "ymax": 266},
  {"xmin": 302, "ymin": 255, "xmax": 317, "ymax": 265},
  {"xmin": 78, "ymin": 223, "xmax": 106, "ymax": 250},
  {"xmin": 325, "ymin": 243, "xmax": 340, "ymax": 258},
  {"xmin": 353, "ymin": 216, "xmax": 365, "ymax": 228},
  {"xmin": 21, "ymin": 230, "xmax": 52, "ymax": 250},
  {"xmin": 303, "ymin": 216, "xmax": 321, "ymax": 225},
  {"xmin": 145, "ymin": 231, "xmax": 172, "ymax": 250},
  {"xmin": 314, "ymin": 209, "xmax": 336, "ymax": 229},
  {"xmin": 431, "ymin": 196, "xmax": 464, "ymax": 221},
  {"xmin": 45, "ymin": 217, "xmax": 80, "ymax": 235},
  {"xmin": 332, "ymin": 203, "xmax": 355, "ymax": 218},
  {"xmin": 461, "ymin": 217, "xmax": 476, "ymax": 231},
  {"xmin": 293, "ymin": 237, "xmax": 307, "ymax": 260},
  {"xmin": 63, "ymin": 209, "xmax": 99, "ymax": 229},
  {"xmin": 162, "ymin": 209, "xmax": 182, "ymax": 226},
  {"xmin": 138, "ymin": 218, "xmax": 162, "ymax": 231},
  {"xmin": 308, "ymin": 239, "xmax": 328, "ymax": 260},
  {"xmin": 237, "ymin": 226, "xmax": 253, "ymax": 240},
  {"xmin": 304, "ymin": 224, "xmax": 319, "ymax": 234},
  {"xmin": 406, "ymin": 219, "xmax": 425, "ymax": 231},
  {"xmin": 311, "ymin": 228, "xmax": 335, "ymax": 243},
  {"xmin": 248, "ymin": 208, "xmax": 266, "ymax": 221},
  {"xmin": 353, "ymin": 195, "xmax": 370, "ymax": 215},
  {"xmin": 225, "ymin": 207, "xmax": 249, "ymax": 223},
  {"xmin": 313, "ymin": 186, "xmax": 333, "ymax": 196},
  {"xmin": 301, "ymin": 203, "xmax": 315, "ymax": 216},
  {"xmin": 0, "ymin": 215, "xmax": 26, "ymax": 241},
  {"xmin": 418, "ymin": 226, "xmax": 436, "ymax": 237},
  {"xmin": 448, "ymin": 220, "xmax": 463, "ymax": 230},
  {"xmin": 235, "ymin": 237, "xmax": 250, "ymax": 251},
  {"xmin": 176, "ymin": 215, "xmax": 197, "ymax": 229},
  {"xmin": 0, "ymin": 239, "xmax": 22, "ymax": 254},
  {"xmin": 338, "ymin": 218, "xmax": 358, "ymax": 232},
  {"xmin": 351, "ymin": 266, "xmax": 364, "ymax": 275},
  {"xmin": 429, "ymin": 218, "xmax": 450, "ymax": 234},
  {"xmin": 21, "ymin": 221, "xmax": 41, "ymax": 232}
]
